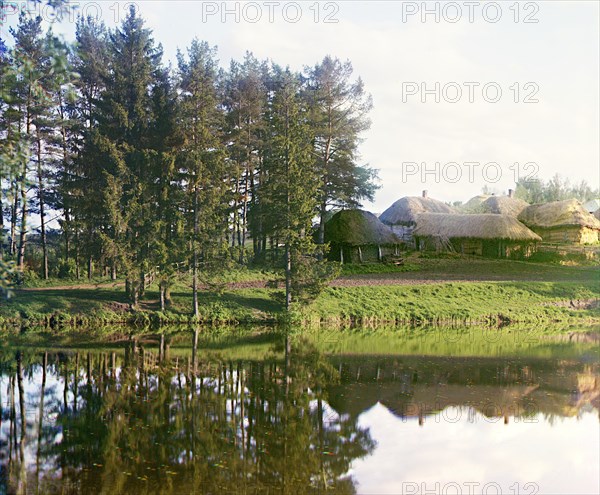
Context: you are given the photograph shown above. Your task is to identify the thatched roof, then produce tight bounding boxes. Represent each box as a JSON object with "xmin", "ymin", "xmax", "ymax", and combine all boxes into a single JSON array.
[
  {"xmin": 325, "ymin": 209, "xmax": 401, "ymax": 246},
  {"xmin": 518, "ymin": 199, "xmax": 600, "ymax": 230},
  {"xmin": 461, "ymin": 194, "xmax": 491, "ymax": 213},
  {"xmin": 480, "ymin": 195, "xmax": 529, "ymax": 216},
  {"xmin": 413, "ymin": 213, "xmax": 541, "ymax": 241},
  {"xmin": 379, "ymin": 196, "xmax": 456, "ymax": 226}
]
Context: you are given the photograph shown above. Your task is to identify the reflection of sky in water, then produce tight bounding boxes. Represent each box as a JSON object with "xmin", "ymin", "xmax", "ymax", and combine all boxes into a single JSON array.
[
  {"xmin": 352, "ymin": 404, "xmax": 600, "ymax": 495},
  {"xmin": 2, "ymin": 347, "xmax": 599, "ymax": 493}
]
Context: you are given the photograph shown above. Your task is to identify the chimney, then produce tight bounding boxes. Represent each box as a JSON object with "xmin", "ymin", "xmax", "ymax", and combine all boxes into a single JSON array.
[
  {"xmin": 422, "ymin": 190, "xmax": 428, "ymax": 199},
  {"xmin": 508, "ymin": 189, "xmax": 514, "ymax": 198}
]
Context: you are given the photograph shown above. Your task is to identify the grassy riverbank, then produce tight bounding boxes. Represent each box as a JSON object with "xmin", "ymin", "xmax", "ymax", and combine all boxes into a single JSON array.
[{"xmin": 1, "ymin": 256, "xmax": 598, "ymax": 329}]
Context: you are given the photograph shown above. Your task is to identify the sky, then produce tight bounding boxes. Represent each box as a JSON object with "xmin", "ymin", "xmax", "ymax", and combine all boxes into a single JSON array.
[
  {"xmin": 351, "ymin": 403, "xmax": 600, "ymax": 494},
  {"xmin": 2, "ymin": 0, "xmax": 599, "ymax": 213}
]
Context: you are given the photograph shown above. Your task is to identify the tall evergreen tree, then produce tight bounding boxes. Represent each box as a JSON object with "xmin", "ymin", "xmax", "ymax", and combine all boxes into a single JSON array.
[
  {"xmin": 31, "ymin": 30, "xmax": 71, "ymax": 279},
  {"xmin": 261, "ymin": 67, "xmax": 319, "ymax": 310},
  {"xmin": 223, "ymin": 53, "xmax": 269, "ymax": 261},
  {"xmin": 305, "ymin": 56, "xmax": 377, "ymax": 249},
  {"xmin": 8, "ymin": 14, "xmax": 49, "ymax": 269},
  {"xmin": 81, "ymin": 5, "xmax": 163, "ymax": 304},
  {"xmin": 177, "ymin": 39, "xmax": 228, "ymax": 317},
  {"xmin": 148, "ymin": 66, "xmax": 183, "ymax": 310},
  {"xmin": 63, "ymin": 15, "xmax": 109, "ymax": 278}
]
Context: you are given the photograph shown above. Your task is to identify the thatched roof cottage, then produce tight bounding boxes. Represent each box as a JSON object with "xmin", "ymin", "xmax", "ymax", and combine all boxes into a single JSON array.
[
  {"xmin": 462, "ymin": 190, "xmax": 528, "ymax": 216},
  {"xmin": 518, "ymin": 199, "xmax": 600, "ymax": 244},
  {"xmin": 324, "ymin": 209, "xmax": 401, "ymax": 263},
  {"xmin": 379, "ymin": 191, "xmax": 456, "ymax": 244},
  {"xmin": 481, "ymin": 190, "xmax": 529, "ymax": 217},
  {"xmin": 413, "ymin": 213, "xmax": 541, "ymax": 258},
  {"xmin": 461, "ymin": 194, "xmax": 491, "ymax": 213}
]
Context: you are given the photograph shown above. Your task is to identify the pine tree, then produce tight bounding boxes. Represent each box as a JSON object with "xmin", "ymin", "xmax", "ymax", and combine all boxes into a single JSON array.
[
  {"xmin": 223, "ymin": 53, "xmax": 269, "ymax": 262},
  {"xmin": 63, "ymin": 15, "xmax": 109, "ymax": 278},
  {"xmin": 32, "ymin": 30, "xmax": 71, "ymax": 279},
  {"xmin": 305, "ymin": 56, "xmax": 378, "ymax": 249},
  {"xmin": 9, "ymin": 14, "xmax": 49, "ymax": 270}
]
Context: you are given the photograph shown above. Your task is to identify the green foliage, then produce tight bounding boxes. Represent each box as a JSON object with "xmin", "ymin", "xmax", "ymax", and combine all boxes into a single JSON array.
[
  {"xmin": 305, "ymin": 56, "xmax": 378, "ymax": 246},
  {"xmin": 0, "ymin": 259, "xmax": 17, "ymax": 298},
  {"xmin": 55, "ymin": 258, "xmax": 78, "ymax": 278},
  {"xmin": 258, "ymin": 67, "xmax": 324, "ymax": 310},
  {"xmin": 515, "ymin": 174, "xmax": 598, "ymax": 204},
  {"xmin": 291, "ymin": 253, "xmax": 341, "ymax": 304}
]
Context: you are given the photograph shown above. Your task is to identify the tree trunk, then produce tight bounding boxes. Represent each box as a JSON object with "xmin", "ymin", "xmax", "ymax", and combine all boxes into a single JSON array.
[
  {"xmin": 192, "ymin": 186, "xmax": 199, "ymax": 318},
  {"xmin": 75, "ymin": 230, "xmax": 80, "ymax": 279},
  {"xmin": 285, "ymin": 244, "xmax": 292, "ymax": 311},
  {"xmin": 17, "ymin": 167, "xmax": 27, "ymax": 269},
  {"xmin": 60, "ymin": 90, "xmax": 71, "ymax": 264},
  {"xmin": 159, "ymin": 280, "xmax": 166, "ymax": 311},
  {"xmin": 232, "ymin": 177, "xmax": 240, "ymax": 250},
  {"xmin": 0, "ymin": 187, "xmax": 3, "ymax": 260},
  {"xmin": 64, "ymin": 210, "xmax": 71, "ymax": 262},
  {"xmin": 36, "ymin": 133, "xmax": 49, "ymax": 279},
  {"xmin": 240, "ymin": 147, "xmax": 252, "ymax": 263},
  {"xmin": 16, "ymin": 351, "xmax": 27, "ymax": 494},
  {"xmin": 139, "ymin": 270, "xmax": 146, "ymax": 298},
  {"xmin": 10, "ymin": 180, "xmax": 18, "ymax": 256}
]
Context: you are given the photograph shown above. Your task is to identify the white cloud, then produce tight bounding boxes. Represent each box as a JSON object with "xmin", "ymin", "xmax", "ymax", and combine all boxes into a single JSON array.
[{"xmin": 352, "ymin": 403, "xmax": 600, "ymax": 495}]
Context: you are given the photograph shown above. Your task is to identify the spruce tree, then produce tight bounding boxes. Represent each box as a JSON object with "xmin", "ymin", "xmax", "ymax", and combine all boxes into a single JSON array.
[
  {"xmin": 177, "ymin": 39, "xmax": 228, "ymax": 317},
  {"xmin": 261, "ymin": 67, "xmax": 319, "ymax": 310},
  {"xmin": 81, "ymin": 6, "xmax": 163, "ymax": 304}
]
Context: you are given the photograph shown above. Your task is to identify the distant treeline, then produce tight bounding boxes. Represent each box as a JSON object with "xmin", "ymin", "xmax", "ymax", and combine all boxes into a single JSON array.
[
  {"xmin": 0, "ymin": 4, "xmax": 377, "ymax": 310},
  {"xmin": 514, "ymin": 175, "xmax": 598, "ymax": 205}
]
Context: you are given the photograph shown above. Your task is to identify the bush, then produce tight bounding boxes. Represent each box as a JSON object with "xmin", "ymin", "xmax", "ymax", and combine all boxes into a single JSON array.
[
  {"xmin": 291, "ymin": 255, "xmax": 341, "ymax": 305},
  {"xmin": 56, "ymin": 258, "xmax": 78, "ymax": 279}
]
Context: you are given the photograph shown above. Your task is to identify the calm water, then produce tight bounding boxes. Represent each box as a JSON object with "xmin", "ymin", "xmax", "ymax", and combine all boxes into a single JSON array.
[{"xmin": 0, "ymin": 329, "xmax": 598, "ymax": 494}]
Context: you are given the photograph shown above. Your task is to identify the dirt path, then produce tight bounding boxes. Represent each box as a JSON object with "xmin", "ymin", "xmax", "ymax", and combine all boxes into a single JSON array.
[
  {"xmin": 21, "ymin": 282, "xmax": 126, "ymax": 291},
  {"xmin": 18, "ymin": 270, "xmax": 592, "ymax": 292}
]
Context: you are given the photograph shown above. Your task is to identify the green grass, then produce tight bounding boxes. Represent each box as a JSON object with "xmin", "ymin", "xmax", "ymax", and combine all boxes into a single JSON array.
[
  {"xmin": 339, "ymin": 262, "xmax": 419, "ymax": 275},
  {"xmin": 302, "ymin": 323, "xmax": 600, "ymax": 359},
  {"xmin": 1, "ymin": 256, "xmax": 598, "ymax": 329},
  {"xmin": 300, "ymin": 281, "xmax": 599, "ymax": 324},
  {"xmin": 406, "ymin": 254, "xmax": 599, "ymax": 282},
  {"xmin": 4, "ymin": 323, "xmax": 598, "ymax": 362}
]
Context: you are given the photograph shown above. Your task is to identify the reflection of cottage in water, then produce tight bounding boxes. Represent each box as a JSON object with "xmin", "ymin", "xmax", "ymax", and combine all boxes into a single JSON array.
[{"xmin": 326, "ymin": 356, "xmax": 600, "ymax": 424}]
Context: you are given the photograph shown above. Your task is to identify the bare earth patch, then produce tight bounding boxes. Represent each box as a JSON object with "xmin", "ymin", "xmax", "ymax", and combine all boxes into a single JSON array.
[{"xmin": 544, "ymin": 298, "xmax": 600, "ymax": 310}]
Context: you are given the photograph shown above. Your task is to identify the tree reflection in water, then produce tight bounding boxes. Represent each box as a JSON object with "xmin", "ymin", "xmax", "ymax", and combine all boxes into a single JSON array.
[{"xmin": 0, "ymin": 336, "xmax": 375, "ymax": 494}]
